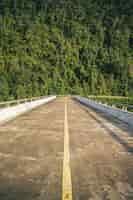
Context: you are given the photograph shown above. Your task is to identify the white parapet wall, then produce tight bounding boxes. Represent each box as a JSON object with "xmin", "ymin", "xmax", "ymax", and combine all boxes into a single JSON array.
[
  {"xmin": 74, "ymin": 96, "xmax": 133, "ymax": 128},
  {"xmin": 0, "ymin": 96, "xmax": 56, "ymax": 125}
]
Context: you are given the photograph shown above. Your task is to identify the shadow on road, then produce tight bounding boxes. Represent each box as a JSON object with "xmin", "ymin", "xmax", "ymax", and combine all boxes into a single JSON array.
[
  {"xmin": 0, "ymin": 176, "xmax": 41, "ymax": 200},
  {"xmin": 79, "ymin": 102, "xmax": 133, "ymax": 154}
]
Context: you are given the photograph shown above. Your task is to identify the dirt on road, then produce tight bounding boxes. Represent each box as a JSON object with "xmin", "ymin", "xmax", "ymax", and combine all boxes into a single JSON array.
[
  {"xmin": 0, "ymin": 98, "xmax": 64, "ymax": 200},
  {"xmin": 68, "ymin": 99, "xmax": 133, "ymax": 200},
  {"xmin": 0, "ymin": 97, "xmax": 133, "ymax": 200}
]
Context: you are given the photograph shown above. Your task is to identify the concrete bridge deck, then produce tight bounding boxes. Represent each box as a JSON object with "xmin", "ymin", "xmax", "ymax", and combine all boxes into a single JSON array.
[{"xmin": 0, "ymin": 97, "xmax": 133, "ymax": 200}]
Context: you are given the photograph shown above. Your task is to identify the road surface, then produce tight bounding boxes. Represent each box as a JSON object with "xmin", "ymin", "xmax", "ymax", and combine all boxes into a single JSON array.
[{"xmin": 0, "ymin": 97, "xmax": 132, "ymax": 200}]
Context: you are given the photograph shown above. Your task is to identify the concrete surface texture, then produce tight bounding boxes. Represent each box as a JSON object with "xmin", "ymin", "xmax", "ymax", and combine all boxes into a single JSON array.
[{"xmin": 0, "ymin": 97, "xmax": 132, "ymax": 200}]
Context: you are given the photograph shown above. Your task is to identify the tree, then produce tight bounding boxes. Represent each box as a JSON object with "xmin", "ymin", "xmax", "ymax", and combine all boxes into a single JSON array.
[{"xmin": 0, "ymin": 0, "xmax": 132, "ymax": 99}]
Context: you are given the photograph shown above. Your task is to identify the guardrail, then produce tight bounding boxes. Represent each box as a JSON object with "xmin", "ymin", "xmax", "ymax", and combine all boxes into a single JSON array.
[
  {"xmin": 0, "ymin": 96, "xmax": 49, "ymax": 108},
  {"xmin": 87, "ymin": 96, "xmax": 133, "ymax": 112},
  {"xmin": 74, "ymin": 96, "xmax": 133, "ymax": 128},
  {"xmin": 0, "ymin": 96, "xmax": 56, "ymax": 125}
]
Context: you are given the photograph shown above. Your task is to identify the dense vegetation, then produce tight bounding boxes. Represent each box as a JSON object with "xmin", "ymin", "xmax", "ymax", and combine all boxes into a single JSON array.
[{"xmin": 0, "ymin": 0, "xmax": 133, "ymax": 100}]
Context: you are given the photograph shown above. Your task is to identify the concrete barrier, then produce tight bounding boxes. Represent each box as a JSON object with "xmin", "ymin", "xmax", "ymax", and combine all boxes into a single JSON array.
[
  {"xmin": 0, "ymin": 96, "xmax": 56, "ymax": 125},
  {"xmin": 74, "ymin": 96, "xmax": 133, "ymax": 127}
]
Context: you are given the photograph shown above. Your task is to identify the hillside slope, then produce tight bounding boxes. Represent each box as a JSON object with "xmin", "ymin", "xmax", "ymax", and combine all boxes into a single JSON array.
[{"xmin": 0, "ymin": 0, "xmax": 133, "ymax": 100}]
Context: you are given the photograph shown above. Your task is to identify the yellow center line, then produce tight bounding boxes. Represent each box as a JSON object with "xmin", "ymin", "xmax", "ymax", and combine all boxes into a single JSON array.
[{"xmin": 62, "ymin": 97, "xmax": 73, "ymax": 200}]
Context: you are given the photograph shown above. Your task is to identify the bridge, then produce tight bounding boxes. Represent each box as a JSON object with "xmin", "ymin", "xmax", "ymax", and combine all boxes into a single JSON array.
[{"xmin": 0, "ymin": 96, "xmax": 133, "ymax": 200}]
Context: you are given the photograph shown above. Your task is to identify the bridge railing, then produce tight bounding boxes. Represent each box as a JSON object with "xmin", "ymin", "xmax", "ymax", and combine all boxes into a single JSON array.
[
  {"xmin": 74, "ymin": 96, "xmax": 133, "ymax": 128},
  {"xmin": 87, "ymin": 96, "xmax": 133, "ymax": 112},
  {"xmin": 0, "ymin": 95, "xmax": 56, "ymax": 124},
  {"xmin": 0, "ymin": 96, "xmax": 50, "ymax": 109}
]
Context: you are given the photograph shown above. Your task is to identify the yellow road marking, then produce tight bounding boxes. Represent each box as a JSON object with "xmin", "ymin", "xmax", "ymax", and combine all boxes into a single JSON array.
[{"xmin": 62, "ymin": 97, "xmax": 72, "ymax": 200}]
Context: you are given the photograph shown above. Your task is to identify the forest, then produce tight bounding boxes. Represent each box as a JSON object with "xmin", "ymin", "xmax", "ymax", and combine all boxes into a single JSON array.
[{"xmin": 0, "ymin": 0, "xmax": 133, "ymax": 100}]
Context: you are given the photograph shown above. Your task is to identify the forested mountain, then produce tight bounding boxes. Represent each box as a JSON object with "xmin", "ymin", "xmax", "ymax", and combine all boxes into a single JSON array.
[{"xmin": 0, "ymin": 0, "xmax": 133, "ymax": 100}]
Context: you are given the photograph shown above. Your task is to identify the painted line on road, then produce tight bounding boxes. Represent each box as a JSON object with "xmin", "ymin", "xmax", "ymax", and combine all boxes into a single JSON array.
[{"xmin": 62, "ymin": 97, "xmax": 72, "ymax": 200}]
